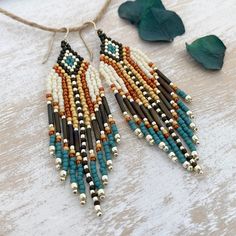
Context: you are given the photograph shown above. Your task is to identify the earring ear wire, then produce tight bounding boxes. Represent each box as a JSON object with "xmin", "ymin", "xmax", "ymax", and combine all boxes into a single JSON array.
[
  {"xmin": 78, "ymin": 21, "xmax": 98, "ymax": 61},
  {"xmin": 83, "ymin": 21, "xmax": 98, "ymax": 31},
  {"xmin": 42, "ymin": 27, "xmax": 70, "ymax": 64},
  {"xmin": 64, "ymin": 27, "xmax": 70, "ymax": 39},
  {"xmin": 78, "ymin": 29, "xmax": 94, "ymax": 61}
]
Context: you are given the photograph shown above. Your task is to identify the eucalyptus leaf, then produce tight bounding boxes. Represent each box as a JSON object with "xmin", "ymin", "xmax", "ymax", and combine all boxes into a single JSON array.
[
  {"xmin": 118, "ymin": 0, "xmax": 165, "ymax": 25},
  {"xmin": 138, "ymin": 8, "xmax": 185, "ymax": 42},
  {"xmin": 118, "ymin": 0, "xmax": 185, "ymax": 42},
  {"xmin": 186, "ymin": 35, "xmax": 226, "ymax": 70}
]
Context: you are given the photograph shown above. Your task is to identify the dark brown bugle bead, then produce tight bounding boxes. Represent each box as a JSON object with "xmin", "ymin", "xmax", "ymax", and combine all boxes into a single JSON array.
[
  {"xmin": 140, "ymin": 105, "xmax": 154, "ymax": 124},
  {"xmin": 115, "ymin": 93, "xmax": 126, "ymax": 113},
  {"xmin": 123, "ymin": 97, "xmax": 136, "ymax": 116},
  {"xmin": 47, "ymin": 103, "xmax": 54, "ymax": 125},
  {"xmin": 156, "ymin": 69, "xmax": 172, "ymax": 84},
  {"xmin": 99, "ymin": 103, "xmax": 108, "ymax": 124},
  {"xmin": 68, "ymin": 124, "xmax": 74, "ymax": 146},
  {"xmin": 131, "ymin": 101, "xmax": 145, "ymax": 120},
  {"xmin": 61, "ymin": 118, "xmax": 68, "ymax": 140},
  {"xmin": 86, "ymin": 127, "xmax": 93, "ymax": 151},
  {"xmin": 54, "ymin": 112, "xmax": 61, "ymax": 133},
  {"xmin": 95, "ymin": 110, "xmax": 104, "ymax": 131},
  {"xmin": 92, "ymin": 119, "xmax": 101, "ymax": 141},
  {"xmin": 74, "ymin": 130, "xmax": 80, "ymax": 152}
]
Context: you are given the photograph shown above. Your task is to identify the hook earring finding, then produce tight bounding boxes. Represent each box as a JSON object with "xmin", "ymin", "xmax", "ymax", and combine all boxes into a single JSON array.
[
  {"xmin": 64, "ymin": 27, "xmax": 70, "ymax": 40},
  {"xmin": 83, "ymin": 21, "xmax": 98, "ymax": 31},
  {"xmin": 78, "ymin": 21, "xmax": 98, "ymax": 61}
]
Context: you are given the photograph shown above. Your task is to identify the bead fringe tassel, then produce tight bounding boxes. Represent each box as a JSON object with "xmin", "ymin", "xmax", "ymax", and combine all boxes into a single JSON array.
[{"xmin": 46, "ymin": 40, "xmax": 120, "ymax": 216}]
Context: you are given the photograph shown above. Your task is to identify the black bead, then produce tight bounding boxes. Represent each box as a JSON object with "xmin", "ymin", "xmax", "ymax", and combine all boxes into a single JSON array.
[
  {"xmin": 83, "ymin": 160, "xmax": 88, "ymax": 165},
  {"xmin": 86, "ymin": 177, "xmax": 92, "ymax": 182},
  {"xmin": 94, "ymin": 200, "xmax": 100, "ymax": 206},
  {"xmin": 81, "ymin": 152, "xmax": 87, "ymax": 157},
  {"xmin": 177, "ymin": 142, "xmax": 182, "ymax": 148},
  {"xmin": 89, "ymin": 185, "xmax": 95, "ymax": 191}
]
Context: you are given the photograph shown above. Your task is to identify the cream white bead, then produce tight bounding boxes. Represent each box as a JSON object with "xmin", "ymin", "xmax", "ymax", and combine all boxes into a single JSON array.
[
  {"xmin": 134, "ymin": 128, "xmax": 142, "ymax": 138},
  {"xmin": 55, "ymin": 164, "xmax": 61, "ymax": 170},
  {"xmin": 194, "ymin": 165, "xmax": 203, "ymax": 174},
  {"xmin": 172, "ymin": 156, "xmax": 178, "ymax": 162},
  {"xmin": 192, "ymin": 135, "xmax": 200, "ymax": 144},
  {"xmin": 115, "ymin": 134, "xmax": 121, "ymax": 143},
  {"xmin": 186, "ymin": 111, "xmax": 194, "ymax": 119},
  {"xmin": 183, "ymin": 161, "xmax": 190, "ymax": 169},
  {"xmin": 112, "ymin": 147, "xmax": 118, "ymax": 156},
  {"xmin": 187, "ymin": 165, "xmax": 193, "ymax": 172},
  {"xmin": 190, "ymin": 123, "xmax": 198, "ymax": 131},
  {"xmin": 185, "ymin": 95, "xmax": 192, "ymax": 103},
  {"xmin": 158, "ymin": 142, "xmax": 166, "ymax": 150},
  {"xmin": 55, "ymin": 158, "xmax": 62, "ymax": 165},
  {"xmin": 80, "ymin": 193, "xmax": 86, "ymax": 205},
  {"xmin": 145, "ymin": 134, "xmax": 153, "ymax": 144},
  {"xmin": 107, "ymin": 160, "xmax": 113, "ymax": 170},
  {"xmin": 95, "ymin": 205, "xmax": 102, "ymax": 217},
  {"xmin": 60, "ymin": 170, "xmax": 67, "ymax": 181},
  {"xmin": 102, "ymin": 175, "xmax": 108, "ymax": 185},
  {"xmin": 49, "ymin": 145, "xmax": 55, "ymax": 152},
  {"xmin": 163, "ymin": 145, "xmax": 169, "ymax": 152},
  {"xmin": 98, "ymin": 189, "xmax": 105, "ymax": 200},
  {"xmin": 191, "ymin": 151, "xmax": 198, "ymax": 158},
  {"xmin": 71, "ymin": 183, "xmax": 78, "ymax": 194},
  {"xmin": 168, "ymin": 152, "xmax": 175, "ymax": 159}
]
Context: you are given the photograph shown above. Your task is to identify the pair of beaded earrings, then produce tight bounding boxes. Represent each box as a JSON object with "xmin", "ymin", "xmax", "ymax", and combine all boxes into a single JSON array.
[{"xmin": 46, "ymin": 24, "xmax": 202, "ymax": 216}]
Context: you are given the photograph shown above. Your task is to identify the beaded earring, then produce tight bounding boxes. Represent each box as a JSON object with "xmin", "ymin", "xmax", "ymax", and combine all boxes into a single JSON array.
[
  {"xmin": 46, "ymin": 40, "xmax": 120, "ymax": 216},
  {"xmin": 97, "ymin": 29, "xmax": 203, "ymax": 174}
]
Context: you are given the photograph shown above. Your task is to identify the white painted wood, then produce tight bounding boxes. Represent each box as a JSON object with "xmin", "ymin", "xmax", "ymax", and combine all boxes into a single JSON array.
[{"xmin": 0, "ymin": 0, "xmax": 236, "ymax": 235}]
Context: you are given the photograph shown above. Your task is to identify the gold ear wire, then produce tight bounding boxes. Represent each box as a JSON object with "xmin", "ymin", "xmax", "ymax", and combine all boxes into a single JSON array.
[
  {"xmin": 42, "ymin": 32, "xmax": 56, "ymax": 64},
  {"xmin": 83, "ymin": 21, "xmax": 98, "ymax": 31},
  {"xmin": 64, "ymin": 27, "xmax": 70, "ymax": 40},
  {"xmin": 78, "ymin": 21, "xmax": 98, "ymax": 61},
  {"xmin": 78, "ymin": 30, "xmax": 93, "ymax": 62},
  {"xmin": 42, "ymin": 27, "xmax": 70, "ymax": 64}
]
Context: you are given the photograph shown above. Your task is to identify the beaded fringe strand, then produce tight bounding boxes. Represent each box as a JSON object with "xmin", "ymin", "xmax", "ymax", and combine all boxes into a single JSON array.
[
  {"xmin": 98, "ymin": 29, "xmax": 202, "ymax": 174},
  {"xmin": 46, "ymin": 40, "xmax": 120, "ymax": 216}
]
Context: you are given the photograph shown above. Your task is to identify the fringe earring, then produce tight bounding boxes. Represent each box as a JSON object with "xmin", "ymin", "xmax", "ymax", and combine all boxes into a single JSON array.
[
  {"xmin": 97, "ymin": 29, "xmax": 203, "ymax": 174},
  {"xmin": 46, "ymin": 39, "xmax": 120, "ymax": 216}
]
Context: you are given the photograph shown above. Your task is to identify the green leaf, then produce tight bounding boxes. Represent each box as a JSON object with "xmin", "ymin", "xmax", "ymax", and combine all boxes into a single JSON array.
[
  {"xmin": 186, "ymin": 35, "xmax": 226, "ymax": 70},
  {"xmin": 118, "ymin": 0, "xmax": 185, "ymax": 42},
  {"xmin": 138, "ymin": 8, "xmax": 185, "ymax": 42},
  {"xmin": 118, "ymin": 0, "xmax": 165, "ymax": 25}
]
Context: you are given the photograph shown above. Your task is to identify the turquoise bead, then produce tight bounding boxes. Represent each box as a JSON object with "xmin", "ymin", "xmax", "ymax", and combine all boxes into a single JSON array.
[
  {"xmin": 177, "ymin": 127, "xmax": 196, "ymax": 151},
  {"xmin": 148, "ymin": 127, "xmax": 161, "ymax": 144},
  {"xmin": 77, "ymin": 164, "xmax": 86, "ymax": 193},
  {"xmin": 176, "ymin": 88, "xmax": 187, "ymax": 99},
  {"xmin": 97, "ymin": 150, "xmax": 108, "ymax": 176},
  {"xmin": 90, "ymin": 161, "xmax": 103, "ymax": 189},
  {"xmin": 111, "ymin": 124, "xmax": 119, "ymax": 135},
  {"xmin": 65, "ymin": 55, "xmax": 75, "ymax": 66},
  {"xmin": 128, "ymin": 120, "xmax": 137, "ymax": 131},
  {"xmin": 177, "ymin": 109, "xmax": 191, "ymax": 126},
  {"xmin": 108, "ymin": 133, "xmax": 116, "ymax": 148},
  {"xmin": 177, "ymin": 100, "xmax": 189, "ymax": 112},
  {"xmin": 139, "ymin": 122, "xmax": 149, "ymax": 137},
  {"xmin": 156, "ymin": 131, "xmax": 172, "ymax": 151},
  {"xmin": 167, "ymin": 137, "xmax": 186, "ymax": 164},
  {"xmin": 177, "ymin": 118, "xmax": 194, "ymax": 138}
]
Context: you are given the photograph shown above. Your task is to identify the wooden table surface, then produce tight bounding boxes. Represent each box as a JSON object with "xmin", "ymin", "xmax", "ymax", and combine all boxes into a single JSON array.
[{"xmin": 0, "ymin": 0, "xmax": 236, "ymax": 235}]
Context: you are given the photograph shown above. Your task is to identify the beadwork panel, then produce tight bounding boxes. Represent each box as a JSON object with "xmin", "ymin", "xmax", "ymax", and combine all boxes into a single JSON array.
[{"xmin": 0, "ymin": 0, "xmax": 236, "ymax": 235}]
